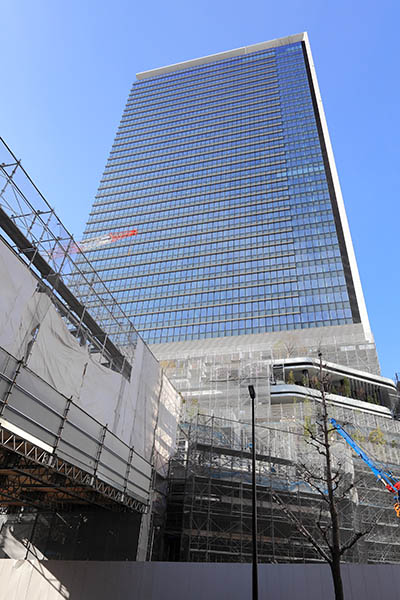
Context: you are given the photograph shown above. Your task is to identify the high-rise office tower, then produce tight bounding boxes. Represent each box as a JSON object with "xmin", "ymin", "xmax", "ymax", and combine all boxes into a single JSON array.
[
  {"xmin": 76, "ymin": 34, "xmax": 395, "ymax": 567},
  {"xmin": 81, "ymin": 33, "xmax": 379, "ymax": 373}
]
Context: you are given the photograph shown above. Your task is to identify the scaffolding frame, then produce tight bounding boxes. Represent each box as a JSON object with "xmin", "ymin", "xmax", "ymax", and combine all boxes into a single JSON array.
[
  {"xmin": 0, "ymin": 138, "xmax": 161, "ymax": 517},
  {"xmin": 0, "ymin": 424, "xmax": 147, "ymax": 513},
  {"xmin": 0, "ymin": 138, "xmax": 141, "ymax": 377},
  {"xmin": 0, "ymin": 343, "xmax": 151, "ymax": 514},
  {"xmin": 165, "ymin": 407, "xmax": 400, "ymax": 564}
]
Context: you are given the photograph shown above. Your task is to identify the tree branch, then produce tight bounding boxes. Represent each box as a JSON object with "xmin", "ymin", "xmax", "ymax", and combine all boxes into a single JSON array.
[
  {"xmin": 272, "ymin": 493, "xmax": 331, "ymax": 563},
  {"xmin": 339, "ymin": 530, "xmax": 367, "ymax": 556}
]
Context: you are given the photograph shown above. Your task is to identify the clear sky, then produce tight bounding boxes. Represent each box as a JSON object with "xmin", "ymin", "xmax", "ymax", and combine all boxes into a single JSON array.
[{"xmin": 1, "ymin": 0, "xmax": 399, "ymax": 379}]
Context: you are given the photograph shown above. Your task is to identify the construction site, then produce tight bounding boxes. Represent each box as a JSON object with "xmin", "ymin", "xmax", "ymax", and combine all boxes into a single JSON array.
[
  {"xmin": 1, "ymin": 135, "xmax": 400, "ymax": 598},
  {"xmin": 0, "ymin": 138, "xmax": 181, "ymax": 560},
  {"xmin": 155, "ymin": 347, "xmax": 400, "ymax": 565}
]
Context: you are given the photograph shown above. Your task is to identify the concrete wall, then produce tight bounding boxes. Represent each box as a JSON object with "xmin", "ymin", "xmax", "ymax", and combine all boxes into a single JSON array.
[{"xmin": 1, "ymin": 560, "xmax": 400, "ymax": 600}]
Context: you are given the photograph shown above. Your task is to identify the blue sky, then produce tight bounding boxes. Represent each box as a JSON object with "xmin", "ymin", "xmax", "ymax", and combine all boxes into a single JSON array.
[{"xmin": 1, "ymin": 0, "xmax": 399, "ymax": 378}]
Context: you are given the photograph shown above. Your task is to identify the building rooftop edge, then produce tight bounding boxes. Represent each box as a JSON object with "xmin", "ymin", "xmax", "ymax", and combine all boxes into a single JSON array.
[{"xmin": 136, "ymin": 32, "xmax": 307, "ymax": 80}]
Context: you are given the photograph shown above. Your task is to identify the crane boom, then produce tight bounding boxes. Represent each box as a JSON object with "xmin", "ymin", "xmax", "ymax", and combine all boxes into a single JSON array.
[
  {"xmin": 49, "ymin": 228, "xmax": 137, "ymax": 259},
  {"xmin": 330, "ymin": 418, "xmax": 393, "ymax": 486},
  {"xmin": 330, "ymin": 418, "xmax": 400, "ymax": 516}
]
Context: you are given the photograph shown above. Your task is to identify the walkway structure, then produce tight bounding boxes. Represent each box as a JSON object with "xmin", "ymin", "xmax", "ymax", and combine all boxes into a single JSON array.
[{"xmin": 0, "ymin": 139, "xmax": 181, "ymax": 559}]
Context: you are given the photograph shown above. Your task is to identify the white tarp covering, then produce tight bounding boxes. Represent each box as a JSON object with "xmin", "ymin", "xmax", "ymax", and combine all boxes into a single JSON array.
[
  {"xmin": 154, "ymin": 373, "xmax": 181, "ymax": 476},
  {"xmin": 15, "ymin": 291, "xmax": 53, "ymax": 360},
  {"xmin": 27, "ymin": 310, "xmax": 180, "ymax": 471},
  {"xmin": 0, "ymin": 240, "xmax": 48, "ymax": 359},
  {"xmin": 0, "ymin": 239, "xmax": 181, "ymax": 474},
  {"xmin": 117, "ymin": 337, "xmax": 145, "ymax": 447},
  {"xmin": 28, "ymin": 304, "xmax": 88, "ymax": 400},
  {"xmin": 130, "ymin": 340, "xmax": 162, "ymax": 461},
  {"xmin": 77, "ymin": 357, "xmax": 127, "ymax": 431},
  {"xmin": 78, "ymin": 339, "xmax": 181, "ymax": 467}
]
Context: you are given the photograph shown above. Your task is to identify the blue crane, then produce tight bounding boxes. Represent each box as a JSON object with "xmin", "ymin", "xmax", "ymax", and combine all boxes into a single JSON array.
[{"xmin": 330, "ymin": 418, "xmax": 400, "ymax": 517}]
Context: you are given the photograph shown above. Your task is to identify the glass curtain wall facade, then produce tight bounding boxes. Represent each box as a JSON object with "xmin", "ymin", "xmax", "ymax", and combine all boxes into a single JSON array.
[{"xmin": 81, "ymin": 34, "xmax": 369, "ymax": 346}]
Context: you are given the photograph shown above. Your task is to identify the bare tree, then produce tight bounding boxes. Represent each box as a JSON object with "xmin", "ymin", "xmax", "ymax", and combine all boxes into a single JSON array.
[
  {"xmin": 274, "ymin": 335, "xmax": 298, "ymax": 359},
  {"xmin": 273, "ymin": 353, "xmax": 371, "ymax": 600}
]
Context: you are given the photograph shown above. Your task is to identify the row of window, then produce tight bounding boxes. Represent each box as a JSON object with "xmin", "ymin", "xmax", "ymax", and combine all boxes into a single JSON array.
[
  {"xmin": 116, "ymin": 102, "xmax": 284, "ymax": 145},
  {"xmin": 105, "ymin": 136, "xmax": 287, "ymax": 171},
  {"xmin": 142, "ymin": 318, "xmax": 353, "ymax": 344},
  {"xmin": 111, "ymin": 114, "xmax": 283, "ymax": 155},
  {"xmin": 139, "ymin": 312, "xmax": 352, "ymax": 341},
  {"xmin": 133, "ymin": 301, "xmax": 351, "ymax": 329},
  {"xmin": 127, "ymin": 63, "xmax": 306, "ymax": 117},
  {"xmin": 100, "ymin": 271, "xmax": 343, "ymax": 304},
  {"xmin": 105, "ymin": 262, "xmax": 297, "ymax": 293},
  {"xmin": 123, "ymin": 76, "xmax": 280, "ymax": 119},
  {"xmin": 93, "ymin": 251, "xmax": 296, "ymax": 282},
  {"xmin": 108, "ymin": 131, "xmax": 285, "ymax": 161},
  {"xmin": 89, "ymin": 278, "xmax": 298, "ymax": 305},
  {"xmin": 84, "ymin": 204, "xmax": 332, "ymax": 268},
  {"xmin": 88, "ymin": 224, "xmax": 295, "ymax": 260},
  {"xmin": 132, "ymin": 48, "xmax": 278, "ymax": 91},
  {"xmin": 82, "ymin": 238, "xmax": 295, "ymax": 273},
  {"xmin": 102, "ymin": 144, "xmax": 319, "ymax": 185},
  {"xmin": 98, "ymin": 257, "xmax": 342, "ymax": 294},
  {"xmin": 120, "ymin": 97, "xmax": 310, "ymax": 141},
  {"xmin": 86, "ymin": 214, "xmax": 292, "ymax": 245},
  {"xmin": 113, "ymin": 288, "xmax": 348, "ymax": 318},
  {"xmin": 119, "ymin": 95, "xmax": 283, "ymax": 133},
  {"xmin": 110, "ymin": 116, "xmax": 315, "ymax": 162},
  {"xmin": 103, "ymin": 148, "xmax": 323, "ymax": 195},
  {"xmin": 85, "ymin": 207, "xmax": 332, "ymax": 247},
  {"xmin": 87, "ymin": 284, "xmax": 347, "ymax": 319},
  {"xmin": 122, "ymin": 86, "xmax": 281, "ymax": 126},
  {"xmin": 104, "ymin": 141, "xmax": 287, "ymax": 178},
  {"xmin": 124, "ymin": 73, "xmax": 309, "ymax": 130},
  {"xmin": 91, "ymin": 191, "xmax": 290, "ymax": 225},
  {"xmin": 94, "ymin": 172, "xmax": 290, "ymax": 204},
  {"xmin": 140, "ymin": 40, "xmax": 299, "ymax": 88},
  {"xmin": 114, "ymin": 104, "xmax": 313, "ymax": 154},
  {"xmin": 102, "ymin": 255, "xmax": 343, "ymax": 298},
  {"xmin": 89, "ymin": 242, "xmax": 339, "ymax": 280},
  {"xmin": 83, "ymin": 231, "xmax": 298, "ymax": 268},
  {"xmin": 87, "ymin": 253, "xmax": 342, "ymax": 295},
  {"xmin": 101, "ymin": 148, "xmax": 286, "ymax": 186},
  {"xmin": 98, "ymin": 156, "xmax": 287, "ymax": 193},
  {"xmin": 125, "ymin": 66, "xmax": 279, "ymax": 120},
  {"xmin": 136, "ymin": 311, "xmax": 352, "ymax": 334},
  {"xmin": 92, "ymin": 184, "xmax": 290, "ymax": 216},
  {"xmin": 130, "ymin": 55, "xmax": 278, "ymax": 99},
  {"xmin": 86, "ymin": 200, "xmax": 291, "ymax": 232}
]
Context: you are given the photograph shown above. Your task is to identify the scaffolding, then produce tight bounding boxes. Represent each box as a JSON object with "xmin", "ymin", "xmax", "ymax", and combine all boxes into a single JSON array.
[
  {"xmin": 0, "ymin": 137, "xmax": 139, "ymax": 376},
  {"xmin": 0, "ymin": 139, "xmax": 183, "ymax": 562},
  {"xmin": 153, "ymin": 340, "xmax": 400, "ymax": 563},
  {"xmin": 267, "ymin": 334, "xmax": 380, "ymax": 376},
  {"xmin": 164, "ymin": 405, "xmax": 400, "ymax": 564}
]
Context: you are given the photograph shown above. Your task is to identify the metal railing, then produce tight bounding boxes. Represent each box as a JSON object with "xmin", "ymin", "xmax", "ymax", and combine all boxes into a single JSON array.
[{"xmin": 0, "ymin": 346, "xmax": 151, "ymax": 511}]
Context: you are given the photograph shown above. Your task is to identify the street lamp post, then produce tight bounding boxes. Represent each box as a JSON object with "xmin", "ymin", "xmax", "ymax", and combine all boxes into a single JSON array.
[{"xmin": 248, "ymin": 384, "xmax": 258, "ymax": 600}]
